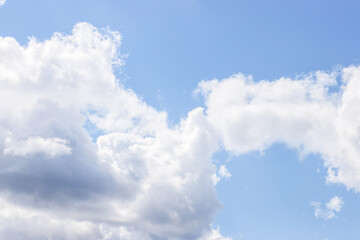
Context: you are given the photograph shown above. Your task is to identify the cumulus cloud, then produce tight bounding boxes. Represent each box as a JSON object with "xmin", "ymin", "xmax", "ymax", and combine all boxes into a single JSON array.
[
  {"xmin": 0, "ymin": 23, "xmax": 226, "ymax": 239},
  {"xmin": 198, "ymin": 67, "xmax": 360, "ymax": 191},
  {"xmin": 0, "ymin": 0, "xmax": 5, "ymax": 6},
  {"xmin": 2, "ymin": 19, "xmax": 360, "ymax": 239},
  {"xmin": 311, "ymin": 196, "xmax": 344, "ymax": 220}
]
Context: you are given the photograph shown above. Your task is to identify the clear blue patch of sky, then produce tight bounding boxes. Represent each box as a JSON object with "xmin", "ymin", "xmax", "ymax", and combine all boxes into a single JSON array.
[{"xmin": 215, "ymin": 143, "xmax": 360, "ymax": 240}]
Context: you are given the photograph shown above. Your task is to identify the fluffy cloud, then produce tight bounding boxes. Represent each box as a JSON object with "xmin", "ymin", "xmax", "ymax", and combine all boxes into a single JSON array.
[
  {"xmin": 198, "ymin": 67, "xmax": 360, "ymax": 191},
  {"xmin": 0, "ymin": 23, "xmax": 226, "ymax": 239},
  {"xmin": 2, "ymin": 20, "xmax": 360, "ymax": 239},
  {"xmin": 311, "ymin": 196, "xmax": 344, "ymax": 220},
  {"xmin": 0, "ymin": 0, "xmax": 5, "ymax": 7}
]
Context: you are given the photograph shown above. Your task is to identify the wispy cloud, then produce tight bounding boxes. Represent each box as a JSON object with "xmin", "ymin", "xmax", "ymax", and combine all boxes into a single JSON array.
[
  {"xmin": 0, "ymin": 0, "xmax": 6, "ymax": 6},
  {"xmin": 311, "ymin": 196, "xmax": 344, "ymax": 220},
  {"xmin": 218, "ymin": 165, "xmax": 232, "ymax": 179},
  {"xmin": 212, "ymin": 165, "xmax": 232, "ymax": 185}
]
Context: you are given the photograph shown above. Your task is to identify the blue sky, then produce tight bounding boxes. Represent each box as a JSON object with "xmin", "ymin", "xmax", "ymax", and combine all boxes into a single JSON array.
[
  {"xmin": 2, "ymin": 0, "xmax": 360, "ymax": 121},
  {"xmin": 1, "ymin": 1, "xmax": 360, "ymax": 239}
]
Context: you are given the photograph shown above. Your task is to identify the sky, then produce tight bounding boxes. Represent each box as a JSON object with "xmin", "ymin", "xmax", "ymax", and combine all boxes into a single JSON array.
[{"xmin": 0, "ymin": 0, "xmax": 360, "ymax": 239}]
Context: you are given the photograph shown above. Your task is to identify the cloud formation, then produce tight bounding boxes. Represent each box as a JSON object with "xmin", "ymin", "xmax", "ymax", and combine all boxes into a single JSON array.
[
  {"xmin": 311, "ymin": 196, "xmax": 344, "ymax": 220},
  {"xmin": 0, "ymin": 0, "xmax": 5, "ymax": 6},
  {"xmin": 212, "ymin": 165, "xmax": 232, "ymax": 185},
  {"xmin": 0, "ymin": 23, "xmax": 226, "ymax": 239},
  {"xmin": 198, "ymin": 67, "xmax": 360, "ymax": 191},
  {"xmin": 1, "ymin": 21, "xmax": 360, "ymax": 239}
]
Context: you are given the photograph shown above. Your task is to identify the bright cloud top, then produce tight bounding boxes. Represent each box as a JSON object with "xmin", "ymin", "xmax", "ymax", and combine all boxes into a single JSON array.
[
  {"xmin": 0, "ymin": 22, "xmax": 359, "ymax": 239},
  {"xmin": 0, "ymin": 0, "xmax": 5, "ymax": 6}
]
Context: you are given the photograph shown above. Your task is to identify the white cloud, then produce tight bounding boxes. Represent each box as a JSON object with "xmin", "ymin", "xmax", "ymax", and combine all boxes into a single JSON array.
[
  {"xmin": 198, "ymin": 226, "xmax": 232, "ymax": 240},
  {"xmin": 1, "ymin": 20, "xmax": 359, "ymax": 239},
  {"xmin": 198, "ymin": 68, "xmax": 360, "ymax": 191},
  {"xmin": 212, "ymin": 165, "xmax": 232, "ymax": 185},
  {"xmin": 0, "ymin": 0, "xmax": 5, "ymax": 6},
  {"xmin": 0, "ymin": 22, "xmax": 225, "ymax": 239},
  {"xmin": 3, "ymin": 136, "xmax": 71, "ymax": 158},
  {"xmin": 0, "ymin": 196, "xmax": 152, "ymax": 240},
  {"xmin": 311, "ymin": 196, "xmax": 344, "ymax": 220},
  {"xmin": 326, "ymin": 196, "xmax": 344, "ymax": 212},
  {"xmin": 218, "ymin": 165, "xmax": 231, "ymax": 179}
]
